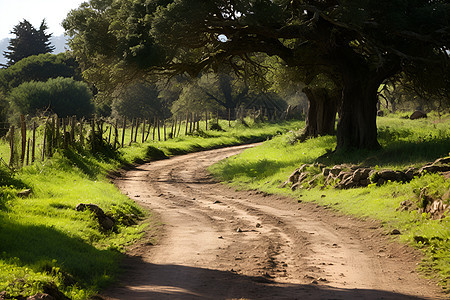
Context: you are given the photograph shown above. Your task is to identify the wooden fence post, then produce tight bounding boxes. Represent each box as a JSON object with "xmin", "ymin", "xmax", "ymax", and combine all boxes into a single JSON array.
[
  {"xmin": 163, "ymin": 119, "xmax": 167, "ymax": 141},
  {"xmin": 142, "ymin": 119, "xmax": 146, "ymax": 143},
  {"xmin": 157, "ymin": 118, "xmax": 161, "ymax": 141},
  {"xmin": 108, "ymin": 122, "xmax": 112, "ymax": 145},
  {"xmin": 80, "ymin": 120, "xmax": 84, "ymax": 147},
  {"xmin": 129, "ymin": 118, "xmax": 134, "ymax": 145},
  {"xmin": 91, "ymin": 118, "xmax": 95, "ymax": 151},
  {"xmin": 26, "ymin": 138, "xmax": 30, "ymax": 166},
  {"xmin": 9, "ymin": 125, "xmax": 15, "ymax": 167},
  {"xmin": 20, "ymin": 115, "xmax": 26, "ymax": 165},
  {"xmin": 114, "ymin": 119, "xmax": 119, "ymax": 149},
  {"xmin": 177, "ymin": 116, "xmax": 182, "ymax": 137},
  {"xmin": 121, "ymin": 117, "xmax": 126, "ymax": 148},
  {"xmin": 32, "ymin": 122, "xmax": 36, "ymax": 163},
  {"xmin": 135, "ymin": 119, "xmax": 140, "ymax": 142},
  {"xmin": 55, "ymin": 116, "xmax": 60, "ymax": 149},
  {"xmin": 185, "ymin": 112, "xmax": 189, "ymax": 135},
  {"xmin": 71, "ymin": 116, "xmax": 76, "ymax": 145},
  {"xmin": 42, "ymin": 121, "xmax": 47, "ymax": 161},
  {"xmin": 145, "ymin": 118, "xmax": 151, "ymax": 142},
  {"xmin": 62, "ymin": 118, "xmax": 67, "ymax": 149}
]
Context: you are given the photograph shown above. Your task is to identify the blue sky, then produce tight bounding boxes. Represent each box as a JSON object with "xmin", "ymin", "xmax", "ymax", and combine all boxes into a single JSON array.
[{"xmin": 0, "ymin": 0, "xmax": 85, "ymax": 39}]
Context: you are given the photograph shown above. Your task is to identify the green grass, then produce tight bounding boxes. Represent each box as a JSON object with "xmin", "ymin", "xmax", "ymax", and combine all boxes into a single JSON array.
[
  {"xmin": 209, "ymin": 113, "xmax": 450, "ymax": 292},
  {"xmin": 0, "ymin": 119, "xmax": 303, "ymax": 299}
]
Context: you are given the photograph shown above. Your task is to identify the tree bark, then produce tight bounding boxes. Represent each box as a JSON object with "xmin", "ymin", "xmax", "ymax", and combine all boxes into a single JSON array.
[
  {"xmin": 336, "ymin": 72, "xmax": 381, "ymax": 150},
  {"xmin": 302, "ymin": 87, "xmax": 339, "ymax": 138}
]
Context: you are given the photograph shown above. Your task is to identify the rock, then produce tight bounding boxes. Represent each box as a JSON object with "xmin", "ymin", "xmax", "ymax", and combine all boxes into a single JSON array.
[
  {"xmin": 329, "ymin": 166, "xmax": 343, "ymax": 177},
  {"xmin": 297, "ymin": 172, "xmax": 309, "ymax": 184},
  {"xmin": 27, "ymin": 293, "xmax": 54, "ymax": 300},
  {"xmin": 352, "ymin": 168, "xmax": 371, "ymax": 182},
  {"xmin": 419, "ymin": 164, "xmax": 450, "ymax": 175},
  {"xmin": 432, "ymin": 156, "xmax": 450, "ymax": 165},
  {"xmin": 287, "ymin": 168, "xmax": 302, "ymax": 184},
  {"xmin": 390, "ymin": 229, "xmax": 401, "ymax": 235},
  {"xmin": 291, "ymin": 182, "xmax": 302, "ymax": 191},
  {"xmin": 17, "ymin": 189, "xmax": 32, "ymax": 198},
  {"xmin": 410, "ymin": 110, "xmax": 427, "ymax": 120},
  {"xmin": 405, "ymin": 168, "xmax": 418, "ymax": 181},
  {"xmin": 359, "ymin": 179, "xmax": 371, "ymax": 186},
  {"xmin": 76, "ymin": 203, "xmax": 115, "ymax": 231},
  {"xmin": 337, "ymin": 171, "xmax": 352, "ymax": 181}
]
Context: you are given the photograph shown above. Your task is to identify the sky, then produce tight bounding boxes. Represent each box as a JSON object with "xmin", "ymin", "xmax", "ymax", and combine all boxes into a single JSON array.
[{"xmin": 0, "ymin": 0, "xmax": 85, "ymax": 39}]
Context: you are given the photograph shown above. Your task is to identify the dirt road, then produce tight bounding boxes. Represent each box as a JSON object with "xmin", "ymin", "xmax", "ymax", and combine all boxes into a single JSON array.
[{"xmin": 104, "ymin": 144, "xmax": 445, "ymax": 300}]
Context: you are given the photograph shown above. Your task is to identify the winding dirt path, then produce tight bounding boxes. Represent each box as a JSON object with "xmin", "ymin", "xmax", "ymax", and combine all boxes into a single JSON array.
[{"xmin": 103, "ymin": 144, "xmax": 446, "ymax": 300}]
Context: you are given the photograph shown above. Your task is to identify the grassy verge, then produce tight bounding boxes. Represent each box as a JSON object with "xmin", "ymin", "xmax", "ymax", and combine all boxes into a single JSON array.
[
  {"xmin": 209, "ymin": 114, "xmax": 450, "ymax": 292},
  {"xmin": 0, "ymin": 119, "xmax": 303, "ymax": 299}
]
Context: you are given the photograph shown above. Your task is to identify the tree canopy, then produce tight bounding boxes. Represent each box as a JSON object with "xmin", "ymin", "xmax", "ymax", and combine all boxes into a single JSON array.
[
  {"xmin": 64, "ymin": 0, "xmax": 450, "ymax": 149},
  {"xmin": 0, "ymin": 53, "xmax": 82, "ymax": 93},
  {"xmin": 8, "ymin": 77, "xmax": 94, "ymax": 119},
  {"xmin": 3, "ymin": 19, "xmax": 55, "ymax": 66}
]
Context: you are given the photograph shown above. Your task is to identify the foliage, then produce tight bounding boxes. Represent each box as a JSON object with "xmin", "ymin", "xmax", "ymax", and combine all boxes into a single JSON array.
[
  {"xmin": 3, "ymin": 19, "xmax": 55, "ymax": 66},
  {"xmin": 0, "ymin": 53, "xmax": 82, "ymax": 94},
  {"xmin": 8, "ymin": 77, "xmax": 94, "ymax": 120},
  {"xmin": 111, "ymin": 82, "xmax": 170, "ymax": 120},
  {"xmin": 63, "ymin": 0, "xmax": 449, "ymax": 149}
]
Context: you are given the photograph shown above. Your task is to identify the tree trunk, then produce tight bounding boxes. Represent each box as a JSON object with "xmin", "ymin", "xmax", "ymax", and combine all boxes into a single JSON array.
[
  {"xmin": 336, "ymin": 74, "xmax": 380, "ymax": 150},
  {"xmin": 301, "ymin": 87, "xmax": 339, "ymax": 139}
]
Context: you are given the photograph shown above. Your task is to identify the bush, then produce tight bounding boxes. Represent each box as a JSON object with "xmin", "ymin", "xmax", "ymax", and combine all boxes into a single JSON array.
[{"xmin": 8, "ymin": 77, "xmax": 94, "ymax": 120}]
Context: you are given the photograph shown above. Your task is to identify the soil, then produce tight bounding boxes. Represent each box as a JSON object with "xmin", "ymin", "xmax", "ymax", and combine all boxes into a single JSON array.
[{"xmin": 103, "ymin": 144, "xmax": 447, "ymax": 300}]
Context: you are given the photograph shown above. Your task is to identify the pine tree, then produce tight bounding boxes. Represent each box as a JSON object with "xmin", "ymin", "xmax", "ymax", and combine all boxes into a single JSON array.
[{"xmin": 3, "ymin": 19, "xmax": 55, "ymax": 66}]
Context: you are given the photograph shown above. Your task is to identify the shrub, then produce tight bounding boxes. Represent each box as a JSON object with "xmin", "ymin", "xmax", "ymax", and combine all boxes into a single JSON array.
[{"xmin": 8, "ymin": 77, "xmax": 94, "ymax": 120}]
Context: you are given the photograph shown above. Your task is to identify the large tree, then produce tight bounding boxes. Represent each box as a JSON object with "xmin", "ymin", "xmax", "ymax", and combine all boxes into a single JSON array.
[
  {"xmin": 64, "ymin": 0, "xmax": 449, "ymax": 150},
  {"xmin": 3, "ymin": 19, "xmax": 55, "ymax": 66}
]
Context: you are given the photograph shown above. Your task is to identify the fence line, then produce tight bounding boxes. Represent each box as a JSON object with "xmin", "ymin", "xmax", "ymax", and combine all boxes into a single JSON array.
[{"xmin": 2, "ymin": 106, "xmax": 289, "ymax": 169}]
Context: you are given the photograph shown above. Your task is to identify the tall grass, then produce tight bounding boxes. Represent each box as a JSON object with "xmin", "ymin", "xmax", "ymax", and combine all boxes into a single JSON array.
[{"xmin": 210, "ymin": 114, "xmax": 450, "ymax": 291}]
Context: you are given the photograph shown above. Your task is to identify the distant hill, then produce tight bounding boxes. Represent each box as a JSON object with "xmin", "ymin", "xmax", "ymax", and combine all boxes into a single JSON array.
[{"xmin": 0, "ymin": 34, "xmax": 69, "ymax": 67}]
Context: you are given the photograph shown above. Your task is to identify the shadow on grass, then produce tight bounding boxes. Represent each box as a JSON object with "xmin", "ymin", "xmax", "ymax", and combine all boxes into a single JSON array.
[
  {"xmin": 0, "ymin": 166, "xmax": 29, "ymax": 211},
  {"xmin": 216, "ymin": 158, "xmax": 304, "ymax": 181},
  {"xmin": 318, "ymin": 138, "xmax": 450, "ymax": 167},
  {"xmin": 103, "ymin": 258, "xmax": 435, "ymax": 300},
  {"xmin": 0, "ymin": 215, "xmax": 121, "ymax": 289}
]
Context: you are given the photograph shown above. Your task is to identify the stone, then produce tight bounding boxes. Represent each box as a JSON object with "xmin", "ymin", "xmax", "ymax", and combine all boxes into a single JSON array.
[
  {"xmin": 17, "ymin": 189, "xmax": 32, "ymax": 198},
  {"xmin": 410, "ymin": 110, "xmax": 427, "ymax": 120},
  {"xmin": 419, "ymin": 164, "xmax": 450, "ymax": 175},
  {"xmin": 432, "ymin": 156, "xmax": 450, "ymax": 165},
  {"xmin": 329, "ymin": 166, "xmax": 343, "ymax": 177},
  {"xmin": 76, "ymin": 203, "xmax": 115, "ymax": 231},
  {"xmin": 390, "ymin": 229, "xmax": 401, "ymax": 235},
  {"xmin": 378, "ymin": 170, "xmax": 404, "ymax": 181},
  {"xmin": 297, "ymin": 172, "xmax": 309, "ymax": 184},
  {"xmin": 27, "ymin": 293, "xmax": 54, "ymax": 300},
  {"xmin": 287, "ymin": 168, "xmax": 302, "ymax": 184}
]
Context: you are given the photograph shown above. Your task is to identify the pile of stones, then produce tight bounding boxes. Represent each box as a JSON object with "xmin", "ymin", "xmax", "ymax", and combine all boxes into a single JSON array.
[{"xmin": 284, "ymin": 156, "xmax": 450, "ymax": 191}]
